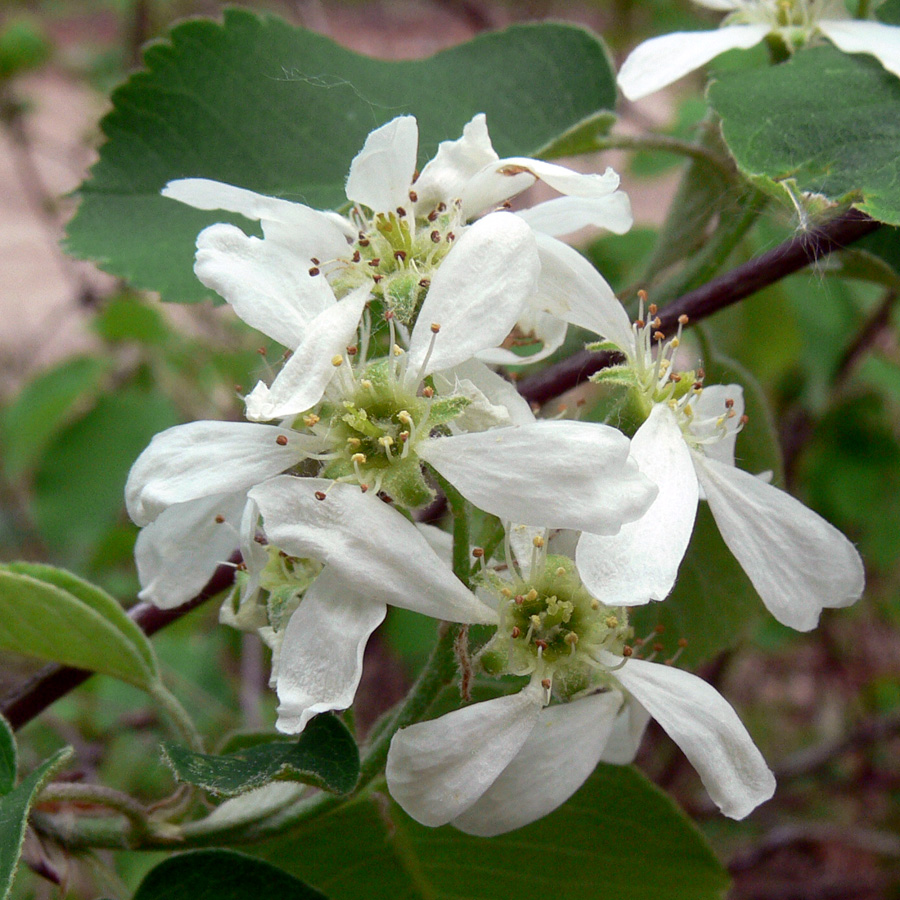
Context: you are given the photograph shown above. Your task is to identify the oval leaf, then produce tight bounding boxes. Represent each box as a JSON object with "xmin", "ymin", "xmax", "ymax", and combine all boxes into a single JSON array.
[
  {"xmin": 162, "ymin": 715, "xmax": 359, "ymax": 796},
  {"xmin": 0, "ymin": 565, "xmax": 158, "ymax": 690},
  {"xmin": 66, "ymin": 11, "xmax": 616, "ymax": 303},
  {"xmin": 256, "ymin": 764, "xmax": 729, "ymax": 900},
  {"xmin": 710, "ymin": 46, "xmax": 900, "ymax": 226},
  {"xmin": 133, "ymin": 850, "xmax": 327, "ymax": 900}
]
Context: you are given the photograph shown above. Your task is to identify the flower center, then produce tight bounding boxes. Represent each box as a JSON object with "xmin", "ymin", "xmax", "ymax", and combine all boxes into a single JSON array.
[
  {"xmin": 321, "ymin": 200, "xmax": 465, "ymax": 326},
  {"xmin": 478, "ymin": 556, "xmax": 631, "ymax": 700},
  {"xmin": 297, "ymin": 356, "xmax": 468, "ymax": 507}
]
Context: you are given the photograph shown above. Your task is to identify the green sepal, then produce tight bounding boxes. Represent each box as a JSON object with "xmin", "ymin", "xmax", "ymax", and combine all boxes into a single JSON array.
[{"xmin": 428, "ymin": 395, "xmax": 470, "ymax": 426}]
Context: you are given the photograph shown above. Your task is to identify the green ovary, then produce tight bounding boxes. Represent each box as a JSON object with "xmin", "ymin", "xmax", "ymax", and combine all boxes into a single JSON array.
[{"xmin": 479, "ymin": 556, "xmax": 631, "ymax": 700}]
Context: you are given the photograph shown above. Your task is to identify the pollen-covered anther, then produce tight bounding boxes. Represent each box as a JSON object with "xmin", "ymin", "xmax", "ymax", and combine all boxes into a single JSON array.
[
  {"xmin": 648, "ymin": 303, "xmax": 658, "ymax": 316},
  {"xmin": 422, "ymin": 386, "xmax": 434, "ymax": 398},
  {"xmin": 555, "ymin": 566, "xmax": 566, "ymax": 576},
  {"xmin": 275, "ymin": 434, "xmax": 289, "ymax": 446},
  {"xmin": 532, "ymin": 535, "xmax": 545, "ymax": 548},
  {"xmin": 678, "ymin": 314, "xmax": 689, "ymax": 325},
  {"xmin": 525, "ymin": 588, "xmax": 539, "ymax": 602},
  {"xmin": 359, "ymin": 379, "xmax": 373, "ymax": 391},
  {"xmin": 564, "ymin": 632, "xmax": 579, "ymax": 648},
  {"xmin": 303, "ymin": 413, "xmax": 320, "ymax": 427},
  {"xmin": 653, "ymin": 330, "xmax": 666, "ymax": 342},
  {"xmin": 500, "ymin": 587, "xmax": 513, "ymax": 598},
  {"xmin": 351, "ymin": 452, "xmax": 367, "ymax": 464},
  {"xmin": 378, "ymin": 436, "xmax": 394, "ymax": 450},
  {"xmin": 605, "ymin": 616, "xmax": 619, "ymax": 628},
  {"xmin": 590, "ymin": 599, "xmax": 600, "ymax": 610},
  {"xmin": 331, "ymin": 355, "xmax": 344, "ymax": 367},
  {"xmin": 392, "ymin": 344, "xmax": 404, "ymax": 357},
  {"xmin": 346, "ymin": 437, "xmax": 361, "ymax": 449},
  {"xmin": 430, "ymin": 323, "xmax": 441, "ymax": 334},
  {"xmin": 397, "ymin": 409, "xmax": 413, "ymax": 425}
]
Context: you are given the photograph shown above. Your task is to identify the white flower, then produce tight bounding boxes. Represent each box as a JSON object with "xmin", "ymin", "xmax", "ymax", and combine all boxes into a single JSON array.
[
  {"xmin": 386, "ymin": 546, "xmax": 775, "ymax": 835},
  {"xmin": 572, "ymin": 299, "xmax": 865, "ymax": 631},
  {"xmin": 618, "ymin": 0, "xmax": 900, "ymax": 100},
  {"xmin": 162, "ymin": 113, "xmax": 632, "ymax": 364}
]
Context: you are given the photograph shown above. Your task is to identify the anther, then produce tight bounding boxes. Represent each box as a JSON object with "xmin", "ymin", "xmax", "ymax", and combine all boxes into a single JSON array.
[
  {"xmin": 622, "ymin": 645, "xmax": 634, "ymax": 657},
  {"xmin": 395, "ymin": 207, "xmax": 406, "ymax": 217},
  {"xmin": 678, "ymin": 314, "xmax": 689, "ymax": 325},
  {"xmin": 534, "ymin": 639, "xmax": 548, "ymax": 652},
  {"xmin": 394, "ymin": 250, "xmax": 407, "ymax": 261},
  {"xmin": 368, "ymin": 258, "xmax": 381, "ymax": 267},
  {"xmin": 303, "ymin": 413, "xmax": 320, "ymax": 427},
  {"xmin": 346, "ymin": 437, "xmax": 361, "ymax": 448},
  {"xmin": 605, "ymin": 616, "xmax": 619, "ymax": 628},
  {"xmin": 308, "ymin": 266, "xmax": 320, "ymax": 276},
  {"xmin": 511, "ymin": 626, "xmax": 521, "ymax": 638},
  {"xmin": 427, "ymin": 209, "xmax": 438, "ymax": 222},
  {"xmin": 648, "ymin": 303, "xmax": 658, "ymax": 316},
  {"xmin": 422, "ymin": 386, "xmax": 434, "ymax": 398},
  {"xmin": 352, "ymin": 250, "xmax": 361, "ymax": 262},
  {"xmin": 514, "ymin": 594, "xmax": 525, "ymax": 605},
  {"xmin": 214, "ymin": 514, "xmax": 225, "ymax": 524},
  {"xmin": 351, "ymin": 453, "xmax": 367, "ymax": 464},
  {"xmin": 526, "ymin": 588, "xmax": 538, "ymax": 601},
  {"xmin": 275, "ymin": 434, "xmax": 289, "ymax": 446},
  {"xmin": 397, "ymin": 410, "xmax": 413, "ymax": 425},
  {"xmin": 360, "ymin": 484, "xmax": 369, "ymax": 493},
  {"xmin": 360, "ymin": 379, "xmax": 373, "ymax": 390},
  {"xmin": 653, "ymin": 642, "xmax": 665, "ymax": 653},
  {"xmin": 314, "ymin": 491, "xmax": 326, "ymax": 501},
  {"xmin": 384, "ymin": 309, "xmax": 395, "ymax": 320},
  {"xmin": 408, "ymin": 190, "xmax": 418, "ymax": 202},
  {"xmin": 541, "ymin": 678, "xmax": 551, "ymax": 690},
  {"xmin": 399, "ymin": 430, "xmax": 410, "ymax": 442},
  {"xmin": 437, "ymin": 202, "xmax": 446, "ymax": 212},
  {"xmin": 331, "ymin": 355, "xmax": 343, "ymax": 367},
  {"xmin": 532, "ymin": 535, "xmax": 545, "ymax": 548},
  {"xmin": 472, "ymin": 547, "xmax": 485, "ymax": 559},
  {"xmin": 236, "ymin": 562, "xmax": 247, "ymax": 571},
  {"xmin": 590, "ymin": 599, "xmax": 600, "ymax": 610},
  {"xmin": 564, "ymin": 632, "xmax": 578, "ymax": 647},
  {"xmin": 372, "ymin": 274, "xmax": 383, "ymax": 283},
  {"xmin": 653, "ymin": 331, "xmax": 665, "ymax": 342},
  {"xmin": 418, "ymin": 278, "xmax": 430, "ymax": 288},
  {"xmin": 501, "ymin": 587, "xmax": 513, "ymax": 598},
  {"xmin": 430, "ymin": 322, "xmax": 441, "ymax": 333},
  {"xmin": 311, "ymin": 258, "xmax": 320, "ymax": 265},
  {"xmin": 555, "ymin": 566, "xmax": 566, "ymax": 576},
  {"xmin": 740, "ymin": 414, "xmax": 749, "ymax": 425},
  {"xmin": 430, "ymin": 230, "xmax": 441, "ymax": 243},
  {"xmin": 725, "ymin": 398, "xmax": 735, "ymax": 409},
  {"xmin": 257, "ymin": 347, "xmax": 267, "ymax": 356},
  {"xmin": 358, "ymin": 238, "xmax": 370, "ymax": 247},
  {"xmin": 447, "ymin": 232, "xmax": 456, "ymax": 242}
]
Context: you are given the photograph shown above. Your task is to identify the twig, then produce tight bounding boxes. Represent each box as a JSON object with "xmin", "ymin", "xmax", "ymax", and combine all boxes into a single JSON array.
[
  {"xmin": 1, "ymin": 554, "xmax": 239, "ymax": 731},
  {"xmin": 517, "ymin": 209, "xmax": 882, "ymax": 406},
  {"xmin": 835, "ymin": 288, "xmax": 898, "ymax": 382}
]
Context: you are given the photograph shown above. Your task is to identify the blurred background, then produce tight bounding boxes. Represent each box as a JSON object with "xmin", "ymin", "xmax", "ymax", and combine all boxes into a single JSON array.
[{"xmin": 1, "ymin": 2, "xmax": 898, "ymax": 898}]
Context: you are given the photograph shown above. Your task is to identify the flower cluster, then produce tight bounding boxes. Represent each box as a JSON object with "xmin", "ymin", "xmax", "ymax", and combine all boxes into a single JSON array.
[{"xmin": 127, "ymin": 112, "xmax": 864, "ymax": 836}]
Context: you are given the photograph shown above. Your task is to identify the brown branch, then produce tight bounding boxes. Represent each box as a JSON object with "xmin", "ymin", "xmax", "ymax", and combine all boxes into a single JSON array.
[
  {"xmin": 518, "ymin": 209, "xmax": 882, "ymax": 406},
  {"xmin": 1, "ymin": 555, "xmax": 239, "ymax": 731}
]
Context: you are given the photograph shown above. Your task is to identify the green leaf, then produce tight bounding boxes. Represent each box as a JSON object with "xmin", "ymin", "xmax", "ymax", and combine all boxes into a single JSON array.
[
  {"xmin": 133, "ymin": 850, "xmax": 327, "ymax": 900},
  {"xmin": 710, "ymin": 46, "xmax": 900, "ymax": 225},
  {"xmin": 67, "ymin": 11, "xmax": 617, "ymax": 303},
  {"xmin": 876, "ymin": 0, "xmax": 900, "ymax": 25},
  {"xmin": 162, "ymin": 715, "xmax": 359, "ymax": 797},
  {"xmin": 257, "ymin": 764, "xmax": 729, "ymax": 900},
  {"xmin": 0, "ymin": 565, "xmax": 159, "ymax": 689},
  {"xmin": 0, "ymin": 719, "xmax": 14, "ymax": 796},
  {"xmin": 93, "ymin": 296, "xmax": 171, "ymax": 346},
  {"xmin": 0, "ymin": 735, "xmax": 73, "ymax": 900},
  {"xmin": 0, "ymin": 355, "xmax": 111, "ymax": 480}
]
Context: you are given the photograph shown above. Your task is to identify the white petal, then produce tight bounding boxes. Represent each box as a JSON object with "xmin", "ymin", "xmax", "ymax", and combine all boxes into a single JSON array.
[
  {"xmin": 530, "ymin": 232, "xmax": 635, "ymax": 351},
  {"xmin": 693, "ymin": 454, "xmax": 865, "ymax": 630},
  {"xmin": 386, "ymin": 681, "xmax": 544, "ymax": 827},
  {"xmin": 576, "ymin": 405, "xmax": 698, "ymax": 605},
  {"xmin": 419, "ymin": 421, "xmax": 657, "ymax": 535},
  {"xmin": 135, "ymin": 492, "xmax": 246, "ymax": 608},
  {"xmin": 275, "ymin": 567, "xmax": 386, "ymax": 734},
  {"xmin": 244, "ymin": 286, "xmax": 368, "ymax": 421},
  {"xmin": 474, "ymin": 308, "xmax": 568, "ymax": 367},
  {"xmin": 599, "ymin": 697, "xmax": 652, "ymax": 764},
  {"xmin": 517, "ymin": 191, "xmax": 634, "ymax": 237},
  {"xmin": 193, "ymin": 224, "xmax": 336, "ymax": 347},
  {"xmin": 617, "ymin": 26, "xmax": 770, "ymax": 101},
  {"xmin": 611, "ymin": 654, "xmax": 775, "ymax": 819},
  {"xmin": 415, "ymin": 523, "xmax": 453, "ymax": 565},
  {"xmin": 162, "ymin": 178, "xmax": 350, "ymax": 261},
  {"xmin": 693, "ymin": 0, "xmax": 739, "ymax": 10},
  {"xmin": 405, "ymin": 213, "xmax": 539, "ymax": 380},
  {"xmin": 248, "ymin": 477, "xmax": 496, "ymax": 624},
  {"xmin": 433, "ymin": 359, "xmax": 536, "ymax": 431},
  {"xmin": 125, "ymin": 421, "xmax": 316, "ymax": 526},
  {"xmin": 413, "ymin": 113, "xmax": 499, "ymax": 213},
  {"xmin": 819, "ymin": 20, "xmax": 900, "ymax": 80},
  {"xmin": 507, "ymin": 523, "xmax": 548, "ymax": 579},
  {"xmin": 461, "ymin": 162, "xmax": 620, "ymax": 220},
  {"xmin": 452, "ymin": 689, "xmax": 623, "ymax": 836},
  {"xmin": 691, "ymin": 383, "xmax": 744, "ymax": 468},
  {"xmin": 345, "ymin": 116, "xmax": 418, "ymax": 213}
]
